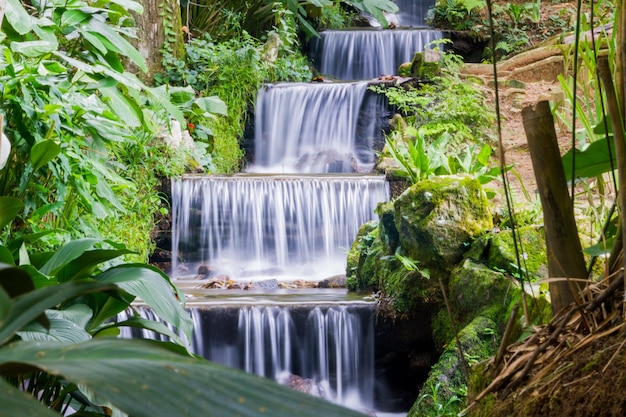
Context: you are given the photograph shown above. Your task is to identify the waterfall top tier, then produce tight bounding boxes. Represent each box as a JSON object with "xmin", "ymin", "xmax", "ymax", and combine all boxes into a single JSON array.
[
  {"xmin": 309, "ymin": 28, "xmax": 443, "ymax": 81},
  {"xmin": 171, "ymin": 174, "xmax": 389, "ymax": 281}
]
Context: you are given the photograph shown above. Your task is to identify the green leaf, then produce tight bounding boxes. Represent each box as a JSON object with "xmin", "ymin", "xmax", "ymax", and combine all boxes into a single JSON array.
[
  {"xmin": 108, "ymin": 0, "xmax": 144, "ymax": 13},
  {"xmin": 97, "ymin": 265, "xmax": 193, "ymax": 340},
  {"xmin": 10, "ymin": 41, "xmax": 58, "ymax": 58},
  {"xmin": 61, "ymin": 10, "xmax": 90, "ymax": 27},
  {"xmin": 17, "ymin": 308, "xmax": 92, "ymax": 343},
  {"xmin": 0, "ymin": 339, "xmax": 366, "ymax": 417},
  {"xmin": 99, "ymin": 86, "xmax": 144, "ymax": 128},
  {"xmin": 30, "ymin": 140, "xmax": 61, "ymax": 171},
  {"xmin": 5, "ymin": 0, "xmax": 34, "ymax": 35},
  {"xmin": 39, "ymin": 238, "xmax": 99, "ymax": 276},
  {"xmin": 112, "ymin": 315, "xmax": 185, "ymax": 345},
  {"xmin": 0, "ymin": 287, "xmax": 10, "ymax": 328},
  {"xmin": 0, "ymin": 378, "xmax": 62, "ymax": 417},
  {"xmin": 193, "ymin": 96, "xmax": 228, "ymax": 116},
  {"xmin": 86, "ymin": 20, "xmax": 147, "ymax": 72},
  {"xmin": 0, "ymin": 280, "xmax": 117, "ymax": 345},
  {"xmin": 562, "ymin": 138, "xmax": 617, "ymax": 180},
  {"xmin": 0, "ymin": 197, "xmax": 24, "ymax": 230},
  {"xmin": 56, "ymin": 248, "xmax": 135, "ymax": 283}
]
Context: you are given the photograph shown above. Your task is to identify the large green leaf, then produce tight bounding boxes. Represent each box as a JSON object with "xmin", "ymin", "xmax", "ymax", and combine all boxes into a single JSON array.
[
  {"xmin": 30, "ymin": 140, "xmax": 61, "ymax": 170},
  {"xmin": 97, "ymin": 265, "xmax": 193, "ymax": 340},
  {"xmin": 56, "ymin": 248, "xmax": 135, "ymax": 283},
  {"xmin": 86, "ymin": 20, "xmax": 147, "ymax": 72},
  {"xmin": 0, "ymin": 339, "xmax": 365, "ymax": 417},
  {"xmin": 10, "ymin": 41, "xmax": 58, "ymax": 58},
  {"xmin": 0, "ymin": 197, "xmax": 24, "ymax": 231},
  {"xmin": 0, "ymin": 287, "xmax": 10, "ymax": 328},
  {"xmin": 17, "ymin": 306, "xmax": 92, "ymax": 343},
  {"xmin": 0, "ymin": 378, "xmax": 61, "ymax": 417},
  {"xmin": 39, "ymin": 238, "xmax": 99, "ymax": 276},
  {"xmin": 0, "ymin": 280, "xmax": 117, "ymax": 345},
  {"xmin": 562, "ymin": 138, "xmax": 617, "ymax": 180},
  {"xmin": 5, "ymin": 0, "xmax": 34, "ymax": 35},
  {"xmin": 194, "ymin": 96, "xmax": 228, "ymax": 116}
]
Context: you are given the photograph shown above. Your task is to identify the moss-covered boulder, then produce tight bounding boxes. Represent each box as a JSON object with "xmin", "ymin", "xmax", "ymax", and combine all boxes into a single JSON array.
[
  {"xmin": 449, "ymin": 259, "xmax": 514, "ymax": 319},
  {"xmin": 408, "ymin": 316, "xmax": 499, "ymax": 417},
  {"xmin": 377, "ymin": 201, "xmax": 400, "ymax": 254},
  {"xmin": 346, "ymin": 221, "xmax": 378, "ymax": 290},
  {"xmin": 486, "ymin": 226, "xmax": 548, "ymax": 279},
  {"xmin": 394, "ymin": 175, "xmax": 493, "ymax": 268}
]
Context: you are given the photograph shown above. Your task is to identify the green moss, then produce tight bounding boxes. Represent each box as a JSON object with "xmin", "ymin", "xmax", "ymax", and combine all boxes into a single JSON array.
[
  {"xmin": 409, "ymin": 316, "xmax": 499, "ymax": 417},
  {"xmin": 394, "ymin": 175, "xmax": 493, "ymax": 267},
  {"xmin": 487, "ymin": 226, "xmax": 548, "ymax": 279},
  {"xmin": 432, "ymin": 308, "xmax": 454, "ymax": 350},
  {"xmin": 376, "ymin": 201, "xmax": 400, "ymax": 254},
  {"xmin": 346, "ymin": 221, "xmax": 379, "ymax": 291}
]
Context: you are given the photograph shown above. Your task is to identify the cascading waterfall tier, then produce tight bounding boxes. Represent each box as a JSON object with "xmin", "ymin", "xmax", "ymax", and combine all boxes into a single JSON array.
[
  {"xmin": 395, "ymin": 0, "xmax": 434, "ymax": 27},
  {"xmin": 119, "ymin": 305, "xmax": 375, "ymax": 411},
  {"xmin": 171, "ymin": 174, "xmax": 389, "ymax": 280},
  {"xmin": 251, "ymin": 82, "xmax": 388, "ymax": 174},
  {"xmin": 309, "ymin": 29, "xmax": 443, "ymax": 80}
]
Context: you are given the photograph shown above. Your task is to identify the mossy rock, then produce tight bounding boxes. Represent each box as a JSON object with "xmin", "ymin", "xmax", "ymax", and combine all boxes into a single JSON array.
[
  {"xmin": 376, "ymin": 201, "xmax": 400, "ymax": 254},
  {"xmin": 378, "ymin": 261, "xmax": 440, "ymax": 316},
  {"xmin": 487, "ymin": 225, "xmax": 548, "ymax": 279},
  {"xmin": 346, "ymin": 221, "xmax": 378, "ymax": 290},
  {"xmin": 398, "ymin": 62, "xmax": 412, "ymax": 77},
  {"xmin": 394, "ymin": 175, "xmax": 493, "ymax": 268},
  {"xmin": 449, "ymin": 259, "xmax": 514, "ymax": 319},
  {"xmin": 408, "ymin": 316, "xmax": 499, "ymax": 417}
]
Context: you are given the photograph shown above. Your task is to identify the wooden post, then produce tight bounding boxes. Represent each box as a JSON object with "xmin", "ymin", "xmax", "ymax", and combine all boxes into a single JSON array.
[
  {"xmin": 522, "ymin": 101, "xmax": 587, "ymax": 315},
  {"xmin": 597, "ymin": 56, "xmax": 626, "ymax": 284}
]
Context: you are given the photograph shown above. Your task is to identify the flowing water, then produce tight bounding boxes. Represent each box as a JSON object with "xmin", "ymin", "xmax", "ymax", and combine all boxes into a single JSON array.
[
  {"xmin": 160, "ymin": 1, "xmax": 441, "ymax": 414},
  {"xmin": 309, "ymin": 29, "xmax": 443, "ymax": 80},
  {"xmin": 171, "ymin": 174, "xmax": 388, "ymax": 281}
]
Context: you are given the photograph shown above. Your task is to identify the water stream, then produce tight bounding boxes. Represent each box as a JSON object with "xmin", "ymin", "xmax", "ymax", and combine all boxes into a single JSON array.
[{"xmin": 161, "ymin": 1, "xmax": 442, "ymax": 415}]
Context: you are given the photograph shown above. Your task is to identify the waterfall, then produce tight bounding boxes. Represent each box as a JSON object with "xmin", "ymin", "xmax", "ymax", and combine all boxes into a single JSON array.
[
  {"xmin": 395, "ymin": 0, "xmax": 435, "ymax": 27},
  {"xmin": 309, "ymin": 29, "xmax": 443, "ymax": 80},
  {"xmin": 252, "ymin": 82, "xmax": 388, "ymax": 173},
  {"xmin": 171, "ymin": 174, "xmax": 389, "ymax": 280},
  {"xmin": 120, "ymin": 305, "xmax": 375, "ymax": 410}
]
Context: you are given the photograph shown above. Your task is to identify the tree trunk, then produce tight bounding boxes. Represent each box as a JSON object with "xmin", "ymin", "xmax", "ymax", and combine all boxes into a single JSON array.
[
  {"xmin": 522, "ymin": 101, "xmax": 587, "ymax": 315},
  {"xmin": 131, "ymin": 0, "xmax": 185, "ymax": 84}
]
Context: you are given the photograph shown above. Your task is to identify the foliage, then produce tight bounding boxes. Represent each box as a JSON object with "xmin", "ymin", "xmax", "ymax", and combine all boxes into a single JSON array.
[
  {"xmin": 0, "ymin": 0, "xmax": 216, "ymax": 255},
  {"xmin": 372, "ymin": 51, "xmax": 497, "ymax": 191},
  {"xmin": 157, "ymin": 11, "xmax": 312, "ymax": 172},
  {"xmin": 428, "ymin": 0, "xmax": 485, "ymax": 31},
  {"xmin": 0, "ymin": 227, "xmax": 364, "ymax": 417}
]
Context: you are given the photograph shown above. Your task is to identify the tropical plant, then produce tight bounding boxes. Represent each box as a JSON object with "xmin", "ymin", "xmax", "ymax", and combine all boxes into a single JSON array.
[
  {"xmin": 0, "ymin": 206, "xmax": 365, "ymax": 417},
  {"xmin": 0, "ymin": 0, "xmax": 221, "ymax": 254},
  {"xmin": 428, "ymin": 0, "xmax": 485, "ymax": 31}
]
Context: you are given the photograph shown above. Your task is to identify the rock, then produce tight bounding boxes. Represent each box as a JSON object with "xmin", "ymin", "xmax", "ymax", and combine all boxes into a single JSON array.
[
  {"xmin": 408, "ymin": 316, "xmax": 499, "ymax": 417},
  {"xmin": 376, "ymin": 201, "xmax": 400, "ymax": 254},
  {"xmin": 393, "ymin": 175, "xmax": 493, "ymax": 268},
  {"xmin": 486, "ymin": 226, "xmax": 548, "ymax": 280},
  {"xmin": 277, "ymin": 373, "xmax": 327, "ymax": 398},
  {"xmin": 245, "ymin": 279, "xmax": 279, "ymax": 290},
  {"xmin": 317, "ymin": 275, "xmax": 347, "ymax": 288},
  {"xmin": 195, "ymin": 264, "xmax": 220, "ymax": 279},
  {"xmin": 346, "ymin": 221, "xmax": 378, "ymax": 291},
  {"xmin": 448, "ymin": 259, "xmax": 513, "ymax": 318}
]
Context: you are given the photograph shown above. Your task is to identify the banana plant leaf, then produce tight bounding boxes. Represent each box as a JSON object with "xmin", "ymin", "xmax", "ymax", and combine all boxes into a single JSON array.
[
  {"xmin": 0, "ymin": 338, "xmax": 365, "ymax": 417},
  {"xmin": 562, "ymin": 138, "xmax": 617, "ymax": 180}
]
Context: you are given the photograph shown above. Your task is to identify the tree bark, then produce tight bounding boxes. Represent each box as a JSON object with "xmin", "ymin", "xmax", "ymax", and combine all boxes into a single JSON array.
[
  {"xmin": 522, "ymin": 101, "xmax": 587, "ymax": 315},
  {"xmin": 131, "ymin": 0, "xmax": 185, "ymax": 84}
]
